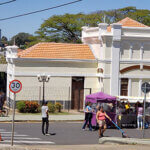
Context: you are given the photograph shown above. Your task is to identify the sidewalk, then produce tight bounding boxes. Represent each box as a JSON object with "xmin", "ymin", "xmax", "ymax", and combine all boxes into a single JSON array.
[
  {"xmin": 0, "ymin": 114, "xmax": 84, "ymax": 122},
  {"xmin": 0, "ymin": 144, "xmax": 150, "ymax": 150}
]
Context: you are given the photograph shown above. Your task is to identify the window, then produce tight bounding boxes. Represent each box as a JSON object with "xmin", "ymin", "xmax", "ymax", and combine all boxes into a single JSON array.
[{"xmin": 121, "ymin": 78, "xmax": 128, "ymax": 96}]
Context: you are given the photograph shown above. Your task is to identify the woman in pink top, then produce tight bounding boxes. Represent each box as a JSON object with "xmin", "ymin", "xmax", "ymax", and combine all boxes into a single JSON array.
[
  {"xmin": 96, "ymin": 106, "xmax": 111, "ymax": 138},
  {"xmin": 136, "ymin": 103, "xmax": 143, "ymax": 129}
]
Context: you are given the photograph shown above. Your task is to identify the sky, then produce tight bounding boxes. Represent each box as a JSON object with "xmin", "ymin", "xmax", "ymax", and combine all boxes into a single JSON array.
[{"xmin": 0, "ymin": 0, "xmax": 149, "ymax": 39}]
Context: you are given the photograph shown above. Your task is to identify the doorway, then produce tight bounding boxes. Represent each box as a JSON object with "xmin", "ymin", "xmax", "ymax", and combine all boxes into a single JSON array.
[
  {"xmin": 71, "ymin": 77, "xmax": 84, "ymax": 110},
  {"xmin": 0, "ymin": 72, "xmax": 6, "ymax": 93}
]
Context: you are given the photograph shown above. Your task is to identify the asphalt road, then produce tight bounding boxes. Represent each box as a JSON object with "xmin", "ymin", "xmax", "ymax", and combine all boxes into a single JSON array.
[{"xmin": 0, "ymin": 122, "xmax": 150, "ymax": 145}]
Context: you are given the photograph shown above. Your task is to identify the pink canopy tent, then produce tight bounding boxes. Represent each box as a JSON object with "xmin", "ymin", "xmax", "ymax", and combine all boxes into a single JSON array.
[
  {"xmin": 85, "ymin": 92, "xmax": 116, "ymax": 104},
  {"xmin": 85, "ymin": 92, "xmax": 117, "ymax": 127}
]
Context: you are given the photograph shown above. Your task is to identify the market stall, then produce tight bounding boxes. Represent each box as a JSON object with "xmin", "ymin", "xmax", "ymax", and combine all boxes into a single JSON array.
[{"xmin": 85, "ymin": 92, "xmax": 117, "ymax": 128}]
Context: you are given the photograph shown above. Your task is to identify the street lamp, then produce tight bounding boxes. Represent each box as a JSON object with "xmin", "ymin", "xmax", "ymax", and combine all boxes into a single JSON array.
[{"xmin": 37, "ymin": 74, "xmax": 50, "ymax": 105}]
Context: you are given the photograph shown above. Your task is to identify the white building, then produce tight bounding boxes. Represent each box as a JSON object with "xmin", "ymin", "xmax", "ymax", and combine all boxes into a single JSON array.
[
  {"xmin": 82, "ymin": 17, "xmax": 150, "ymax": 102},
  {"xmin": 6, "ymin": 17, "xmax": 150, "ymax": 109}
]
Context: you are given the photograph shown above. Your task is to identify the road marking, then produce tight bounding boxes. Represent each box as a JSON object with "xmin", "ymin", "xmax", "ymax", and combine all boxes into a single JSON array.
[
  {"xmin": 0, "ymin": 132, "xmax": 17, "ymax": 134},
  {"xmin": 3, "ymin": 137, "xmax": 41, "ymax": 140},
  {"xmin": 0, "ymin": 128, "xmax": 55, "ymax": 145},
  {"xmin": 2, "ymin": 140, "xmax": 55, "ymax": 144},
  {"xmin": 2, "ymin": 134, "xmax": 28, "ymax": 137}
]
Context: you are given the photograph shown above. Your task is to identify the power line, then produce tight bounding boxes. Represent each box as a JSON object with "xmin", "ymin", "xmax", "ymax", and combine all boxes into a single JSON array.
[
  {"xmin": 0, "ymin": 0, "xmax": 82, "ymax": 21},
  {"xmin": 0, "ymin": 0, "xmax": 16, "ymax": 6}
]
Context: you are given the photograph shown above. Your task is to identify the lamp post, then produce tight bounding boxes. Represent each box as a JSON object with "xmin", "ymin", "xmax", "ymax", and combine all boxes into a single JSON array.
[{"xmin": 37, "ymin": 74, "xmax": 50, "ymax": 105}]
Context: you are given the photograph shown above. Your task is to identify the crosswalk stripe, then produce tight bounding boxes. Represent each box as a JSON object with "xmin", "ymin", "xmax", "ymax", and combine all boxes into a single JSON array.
[
  {"xmin": 2, "ymin": 140, "xmax": 55, "ymax": 144},
  {"xmin": 3, "ymin": 137, "xmax": 41, "ymax": 140},
  {"xmin": 0, "ymin": 132, "xmax": 16, "ymax": 133},
  {"xmin": 0, "ymin": 128, "xmax": 55, "ymax": 145},
  {"xmin": 2, "ymin": 134, "xmax": 28, "ymax": 137}
]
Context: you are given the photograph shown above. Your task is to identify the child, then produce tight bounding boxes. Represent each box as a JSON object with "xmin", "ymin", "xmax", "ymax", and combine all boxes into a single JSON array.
[{"xmin": 96, "ymin": 106, "xmax": 111, "ymax": 138}]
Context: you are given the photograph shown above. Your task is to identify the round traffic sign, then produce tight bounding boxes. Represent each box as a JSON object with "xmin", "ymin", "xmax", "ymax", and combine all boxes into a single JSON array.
[
  {"xmin": 9, "ymin": 80, "xmax": 22, "ymax": 93},
  {"xmin": 141, "ymin": 82, "xmax": 150, "ymax": 94}
]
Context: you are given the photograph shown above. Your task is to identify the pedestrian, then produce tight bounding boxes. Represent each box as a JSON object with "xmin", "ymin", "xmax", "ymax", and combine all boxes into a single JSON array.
[
  {"xmin": 96, "ymin": 106, "xmax": 112, "ymax": 138},
  {"xmin": 41, "ymin": 101, "xmax": 50, "ymax": 135},
  {"xmin": 82, "ymin": 102, "xmax": 93, "ymax": 131},
  {"xmin": 136, "ymin": 102, "xmax": 143, "ymax": 129},
  {"xmin": 125, "ymin": 101, "xmax": 130, "ymax": 114}
]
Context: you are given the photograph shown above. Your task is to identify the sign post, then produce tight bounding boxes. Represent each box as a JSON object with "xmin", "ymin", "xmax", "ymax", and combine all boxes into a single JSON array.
[
  {"xmin": 141, "ymin": 82, "xmax": 150, "ymax": 138},
  {"xmin": 9, "ymin": 80, "xmax": 22, "ymax": 146}
]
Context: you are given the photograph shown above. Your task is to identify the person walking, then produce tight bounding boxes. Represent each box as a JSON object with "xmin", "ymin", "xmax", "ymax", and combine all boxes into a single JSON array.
[
  {"xmin": 82, "ymin": 102, "xmax": 93, "ymax": 131},
  {"xmin": 96, "ymin": 106, "xmax": 111, "ymax": 138},
  {"xmin": 136, "ymin": 103, "xmax": 143, "ymax": 129},
  {"xmin": 41, "ymin": 101, "xmax": 50, "ymax": 135}
]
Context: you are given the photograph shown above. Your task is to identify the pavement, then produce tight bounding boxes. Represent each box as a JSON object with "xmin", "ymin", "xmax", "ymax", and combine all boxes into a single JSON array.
[
  {"xmin": 99, "ymin": 137, "xmax": 150, "ymax": 145},
  {"xmin": 0, "ymin": 113, "xmax": 84, "ymax": 122},
  {"xmin": 1, "ymin": 144, "xmax": 150, "ymax": 150},
  {"xmin": 1, "ymin": 113, "xmax": 150, "ymax": 148}
]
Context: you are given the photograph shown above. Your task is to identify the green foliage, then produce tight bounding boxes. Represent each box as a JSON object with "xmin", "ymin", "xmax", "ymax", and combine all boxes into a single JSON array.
[
  {"xmin": 4, "ymin": 7, "xmax": 150, "ymax": 47},
  {"xmin": 10, "ymin": 32, "xmax": 34, "ymax": 49},
  {"xmin": 47, "ymin": 102, "xmax": 56, "ymax": 113},
  {"xmin": 1, "ymin": 36, "xmax": 8, "ymax": 46},
  {"xmin": 16, "ymin": 101, "xmax": 26, "ymax": 113},
  {"xmin": 55, "ymin": 102, "xmax": 62, "ymax": 112},
  {"xmin": 32, "ymin": 7, "xmax": 150, "ymax": 44},
  {"xmin": 16, "ymin": 101, "xmax": 40, "ymax": 113},
  {"xmin": 0, "ymin": 55, "xmax": 7, "ymax": 64},
  {"xmin": 36, "ymin": 13, "xmax": 85, "ymax": 43}
]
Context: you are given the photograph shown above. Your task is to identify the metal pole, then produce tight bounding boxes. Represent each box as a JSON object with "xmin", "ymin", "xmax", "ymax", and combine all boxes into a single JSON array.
[
  {"xmin": 78, "ymin": 89, "xmax": 80, "ymax": 111},
  {"xmin": 68, "ymin": 87, "xmax": 70, "ymax": 112},
  {"xmin": 0, "ymin": 29, "xmax": 1, "ymax": 45},
  {"xmin": 142, "ymin": 92, "xmax": 146, "ymax": 138},
  {"xmin": 39, "ymin": 86, "xmax": 41, "ymax": 105},
  {"xmin": 11, "ymin": 93, "xmax": 16, "ymax": 146},
  {"xmin": 42, "ymin": 81, "xmax": 45, "ymax": 105}
]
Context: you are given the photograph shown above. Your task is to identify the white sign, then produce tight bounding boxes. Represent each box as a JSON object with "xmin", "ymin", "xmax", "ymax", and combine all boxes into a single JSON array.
[{"xmin": 9, "ymin": 80, "xmax": 22, "ymax": 93}]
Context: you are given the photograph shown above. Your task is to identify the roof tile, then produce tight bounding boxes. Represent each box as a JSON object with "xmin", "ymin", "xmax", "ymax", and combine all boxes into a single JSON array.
[
  {"xmin": 107, "ymin": 17, "xmax": 148, "ymax": 32},
  {"xmin": 18, "ymin": 42, "xmax": 95, "ymax": 60}
]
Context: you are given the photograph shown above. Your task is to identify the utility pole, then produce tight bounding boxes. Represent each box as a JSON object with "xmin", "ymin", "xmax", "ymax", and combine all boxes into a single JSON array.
[{"xmin": 0, "ymin": 29, "xmax": 1, "ymax": 44}]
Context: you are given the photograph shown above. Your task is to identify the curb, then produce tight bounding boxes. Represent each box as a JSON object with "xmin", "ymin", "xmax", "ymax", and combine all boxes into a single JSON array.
[
  {"xmin": 0, "ymin": 120, "xmax": 84, "ymax": 123},
  {"xmin": 99, "ymin": 137, "xmax": 150, "ymax": 145}
]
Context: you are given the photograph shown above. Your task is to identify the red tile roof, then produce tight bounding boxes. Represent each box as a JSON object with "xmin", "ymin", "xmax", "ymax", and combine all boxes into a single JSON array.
[
  {"xmin": 107, "ymin": 17, "xmax": 148, "ymax": 32},
  {"xmin": 18, "ymin": 42, "xmax": 95, "ymax": 60}
]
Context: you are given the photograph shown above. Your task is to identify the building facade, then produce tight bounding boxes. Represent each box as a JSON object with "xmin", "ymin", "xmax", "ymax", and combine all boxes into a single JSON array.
[
  {"xmin": 6, "ymin": 17, "xmax": 150, "ymax": 109},
  {"xmin": 82, "ymin": 17, "xmax": 150, "ymax": 102}
]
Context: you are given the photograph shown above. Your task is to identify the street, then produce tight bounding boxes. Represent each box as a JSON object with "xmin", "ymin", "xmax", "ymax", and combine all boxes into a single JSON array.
[{"xmin": 0, "ymin": 122, "xmax": 150, "ymax": 145}]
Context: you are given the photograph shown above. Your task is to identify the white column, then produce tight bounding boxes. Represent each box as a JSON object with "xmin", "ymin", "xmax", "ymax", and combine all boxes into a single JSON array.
[
  {"xmin": 110, "ymin": 23, "xmax": 122, "ymax": 96},
  {"xmin": 128, "ymin": 79, "xmax": 131, "ymax": 97},
  {"xmin": 119, "ymin": 78, "xmax": 121, "ymax": 96},
  {"xmin": 140, "ymin": 43, "xmax": 144, "ymax": 60},
  {"xmin": 6, "ymin": 45, "xmax": 18, "ymax": 102},
  {"xmin": 129, "ymin": 43, "xmax": 133, "ymax": 59},
  {"xmin": 139, "ymin": 79, "xmax": 142, "ymax": 97}
]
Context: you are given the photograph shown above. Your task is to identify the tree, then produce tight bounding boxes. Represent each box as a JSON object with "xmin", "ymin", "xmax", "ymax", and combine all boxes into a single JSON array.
[
  {"xmin": 36, "ymin": 13, "xmax": 104, "ymax": 43},
  {"xmin": 10, "ymin": 32, "xmax": 34, "ymax": 49},
  {"xmin": 35, "ymin": 7, "xmax": 150, "ymax": 44},
  {"xmin": 36, "ymin": 13, "xmax": 85, "ymax": 43},
  {"xmin": 0, "ymin": 55, "xmax": 6, "ymax": 64}
]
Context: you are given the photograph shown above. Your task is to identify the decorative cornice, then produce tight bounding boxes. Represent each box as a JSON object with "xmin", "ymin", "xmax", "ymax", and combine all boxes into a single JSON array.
[{"xmin": 13, "ymin": 58, "xmax": 97, "ymax": 63}]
